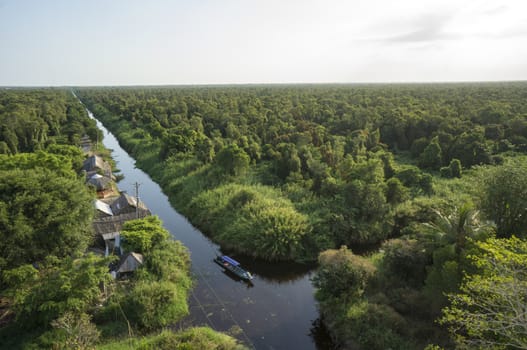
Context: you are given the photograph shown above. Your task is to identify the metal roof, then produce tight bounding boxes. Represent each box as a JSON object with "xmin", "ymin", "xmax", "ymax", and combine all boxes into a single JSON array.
[
  {"xmin": 94, "ymin": 200, "xmax": 113, "ymax": 216},
  {"xmin": 87, "ymin": 176, "xmax": 112, "ymax": 191},
  {"xmin": 110, "ymin": 193, "xmax": 150, "ymax": 216},
  {"xmin": 82, "ymin": 155, "xmax": 111, "ymax": 173},
  {"xmin": 117, "ymin": 252, "xmax": 144, "ymax": 273},
  {"xmin": 102, "ymin": 231, "xmax": 120, "ymax": 241}
]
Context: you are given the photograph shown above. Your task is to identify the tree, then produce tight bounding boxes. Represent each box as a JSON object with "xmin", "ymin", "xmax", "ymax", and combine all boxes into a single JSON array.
[
  {"xmin": 195, "ymin": 135, "xmax": 215, "ymax": 163},
  {"xmin": 274, "ymin": 143, "xmax": 301, "ymax": 179},
  {"xmin": 480, "ymin": 162, "xmax": 527, "ymax": 238},
  {"xmin": 3, "ymin": 254, "xmax": 111, "ymax": 328},
  {"xmin": 385, "ymin": 177, "xmax": 409, "ymax": 205},
  {"xmin": 124, "ymin": 280, "xmax": 189, "ymax": 330},
  {"xmin": 159, "ymin": 125, "xmax": 199, "ymax": 159},
  {"xmin": 423, "ymin": 203, "xmax": 492, "ymax": 255},
  {"xmin": 449, "ymin": 130, "xmax": 492, "ymax": 168},
  {"xmin": 380, "ymin": 238, "xmax": 428, "ymax": 288},
  {"xmin": 440, "ymin": 237, "xmax": 527, "ymax": 349},
  {"xmin": 50, "ymin": 312, "xmax": 100, "ymax": 350},
  {"xmin": 313, "ymin": 246, "xmax": 376, "ymax": 300},
  {"xmin": 145, "ymin": 239, "xmax": 191, "ymax": 284},
  {"xmin": 419, "ymin": 137, "xmax": 442, "ymax": 170},
  {"xmin": 380, "ymin": 152, "xmax": 396, "ymax": 179},
  {"xmin": 45, "ymin": 144, "xmax": 85, "ymax": 171},
  {"xmin": 121, "ymin": 216, "xmax": 170, "ymax": 254},
  {"xmin": 215, "ymin": 144, "xmax": 250, "ymax": 176},
  {"xmin": 422, "ymin": 203, "xmax": 495, "ymax": 310},
  {"xmin": 108, "ymin": 215, "xmax": 193, "ymax": 333},
  {"xmin": 449, "ymin": 158, "xmax": 462, "ymax": 178},
  {"xmin": 0, "ymin": 168, "xmax": 93, "ymax": 269}
]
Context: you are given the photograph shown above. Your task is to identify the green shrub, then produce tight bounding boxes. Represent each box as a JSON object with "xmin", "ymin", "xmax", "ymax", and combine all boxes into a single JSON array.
[
  {"xmin": 313, "ymin": 246, "xmax": 376, "ymax": 300},
  {"xmin": 385, "ymin": 177, "xmax": 409, "ymax": 205},
  {"xmin": 439, "ymin": 166, "xmax": 451, "ymax": 178},
  {"xmin": 121, "ymin": 216, "xmax": 170, "ymax": 254},
  {"xmin": 380, "ymin": 238, "xmax": 429, "ymax": 288},
  {"xmin": 188, "ymin": 184, "xmax": 310, "ymax": 260},
  {"xmin": 448, "ymin": 158, "xmax": 462, "ymax": 178},
  {"xmin": 99, "ymin": 328, "xmax": 248, "ymax": 350},
  {"xmin": 124, "ymin": 280, "xmax": 189, "ymax": 330}
]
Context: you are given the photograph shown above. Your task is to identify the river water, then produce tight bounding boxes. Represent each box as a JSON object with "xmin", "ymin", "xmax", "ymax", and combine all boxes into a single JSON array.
[{"xmin": 80, "ymin": 102, "xmax": 332, "ymax": 350}]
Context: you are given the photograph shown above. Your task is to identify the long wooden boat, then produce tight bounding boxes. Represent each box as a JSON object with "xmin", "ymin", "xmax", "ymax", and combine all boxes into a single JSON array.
[{"xmin": 214, "ymin": 255, "xmax": 254, "ymax": 281}]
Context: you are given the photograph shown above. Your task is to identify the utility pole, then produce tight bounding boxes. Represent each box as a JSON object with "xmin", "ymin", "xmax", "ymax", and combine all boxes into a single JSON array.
[{"xmin": 134, "ymin": 182, "xmax": 141, "ymax": 219}]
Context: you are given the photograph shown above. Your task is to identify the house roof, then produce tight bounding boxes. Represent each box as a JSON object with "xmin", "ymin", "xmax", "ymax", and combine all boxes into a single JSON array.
[
  {"xmin": 92, "ymin": 212, "xmax": 143, "ymax": 236},
  {"xmin": 82, "ymin": 155, "xmax": 111, "ymax": 173},
  {"xmin": 110, "ymin": 193, "xmax": 150, "ymax": 216},
  {"xmin": 117, "ymin": 252, "xmax": 144, "ymax": 273},
  {"xmin": 101, "ymin": 232, "xmax": 120, "ymax": 241},
  {"xmin": 87, "ymin": 176, "xmax": 112, "ymax": 191},
  {"xmin": 94, "ymin": 200, "xmax": 113, "ymax": 216}
]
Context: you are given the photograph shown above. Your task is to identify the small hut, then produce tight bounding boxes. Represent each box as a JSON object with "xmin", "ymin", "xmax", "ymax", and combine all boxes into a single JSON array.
[
  {"xmin": 110, "ymin": 192, "xmax": 151, "ymax": 217},
  {"xmin": 115, "ymin": 252, "xmax": 144, "ymax": 276},
  {"xmin": 87, "ymin": 174, "xmax": 113, "ymax": 197},
  {"xmin": 82, "ymin": 155, "xmax": 112, "ymax": 178},
  {"xmin": 94, "ymin": 199, "xmax": 113, "ymax": 218}
]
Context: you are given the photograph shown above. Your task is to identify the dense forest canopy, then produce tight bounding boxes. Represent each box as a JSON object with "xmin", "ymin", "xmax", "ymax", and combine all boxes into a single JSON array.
[
  {"xmin": 75, "ymin": 83, "xmax": 527, "ymax": 349},
  {"xmin": 1, "ymin": 85, "xmax": 526, "ymax": 349},
  {"xmin": 76, "ymin": 83, "xmax": 527, "ymax": 259},
  {"xmin": 0, "ymin": 89, "xmax": 245, "ymax": 350},
  {"xmin": 0, "ymin": 89, "xmax": 101, "ymax": 154}
]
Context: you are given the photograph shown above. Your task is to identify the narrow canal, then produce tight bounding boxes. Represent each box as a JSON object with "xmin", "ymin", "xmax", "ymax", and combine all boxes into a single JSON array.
[{"xmin": 79, "ymin": 101, "xmax": 333, "ymax": 350}]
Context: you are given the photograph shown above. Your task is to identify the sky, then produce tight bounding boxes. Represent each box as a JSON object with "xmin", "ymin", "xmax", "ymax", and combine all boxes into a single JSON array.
[{"xmin": 1, "ymin": 0, "xmax": 526, "ymax": 85}]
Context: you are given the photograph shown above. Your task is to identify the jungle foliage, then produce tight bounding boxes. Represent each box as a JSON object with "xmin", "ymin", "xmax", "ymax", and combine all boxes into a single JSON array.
[
  {"xmin": 0, "ymin": 89, "xmax": 101, "ymax": 154},
  {"xmin": 74, "ymin": 83, "xmax": 527, "ymax": 348},
  {"xmin": 0, "ymin": 90, "xmax": 240, "ymax": 350},
  {"xmin": 75, "ymin": 83, "xmax": 527, "ymax": 261}
]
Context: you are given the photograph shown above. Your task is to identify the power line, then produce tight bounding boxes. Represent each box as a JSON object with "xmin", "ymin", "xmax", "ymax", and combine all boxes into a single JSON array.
[{"xmin": 194, "ymin": 267, "xmax": 256, "ymax": 349}]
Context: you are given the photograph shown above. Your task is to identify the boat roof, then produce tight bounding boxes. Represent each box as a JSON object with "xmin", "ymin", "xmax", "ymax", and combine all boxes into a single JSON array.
[{"xmin": 221, "ymin": 255, "xmax": 240, "ymax": 266}]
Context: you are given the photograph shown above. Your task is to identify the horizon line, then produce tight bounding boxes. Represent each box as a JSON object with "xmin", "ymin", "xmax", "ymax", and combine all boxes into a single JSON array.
[{"xmin": 1, "ymin": 79, "xmax": 527, "ymax": 88}]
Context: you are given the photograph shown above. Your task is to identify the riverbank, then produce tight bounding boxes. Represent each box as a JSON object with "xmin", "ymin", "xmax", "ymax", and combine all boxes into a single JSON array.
[
  {"xmin": 73, "ymin": 84, "xmax": 527, "ymax": 349},
  {"xmin": 0, "ymin": 89, "xmax": 246, "ymax": 350},
  {"xmin": 80, "ymin": 101, "xmax": 331, "ymax": 350}
]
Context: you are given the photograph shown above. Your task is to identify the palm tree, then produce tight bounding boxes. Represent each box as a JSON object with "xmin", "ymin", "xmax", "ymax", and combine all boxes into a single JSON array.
[{"xmin": 422, "ymin": 202, "xmax": 494, "ymax": 255}]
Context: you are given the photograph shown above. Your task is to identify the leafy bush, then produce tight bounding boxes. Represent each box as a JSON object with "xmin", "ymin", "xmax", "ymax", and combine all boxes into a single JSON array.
[
  {"xmin": 121, "ymin": 216, "xmax": 170, "ymax": 253},
  {"xmin": 123, "ymin": 280, "xmax": 189, "ymax": 331},
  {"xmin": 99, "ymin": 328, "xmax": 248, "ymax": 350},
  {"xmin": 479, "ymin": 161, "xmax": 527, "ymax": 238},
  {"xmin": 313, "ymin": 246, "xmax": 376, "ymax": 300},
  {"xmin": 380, "ymin": 238, "xmax": 429, "ymax": 288},
  {"xmin": 0, "ymin": 166, "xmax": 93, "ymax": 269},
  {"xmin": 3, "ymin": 254, "xmax": 111, "ymax": 329},
  {"xmin": 189, "ymin": 184, "xmax": 310, "ymax": 260}
]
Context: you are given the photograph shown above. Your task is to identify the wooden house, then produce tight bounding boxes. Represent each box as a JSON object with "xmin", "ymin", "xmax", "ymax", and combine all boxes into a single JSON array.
[
  {"xmin": 87, "ymin": 174, "xmax": 113, "ymax": 198},
  {"xmin": 109, "ymin": 192, "xmax": 151, "ymax": 217},
  {"xmin": 82, "ymin": 155, "xmax": 112, "ymax": 178}
]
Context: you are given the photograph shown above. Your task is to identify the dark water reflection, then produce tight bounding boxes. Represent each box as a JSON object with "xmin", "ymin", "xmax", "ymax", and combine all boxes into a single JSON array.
[
  {"xmin": 230, "ymin": 255, "xmax": 317, "ymax": 284},
  {"xmin": 79, "ymin": 97, "xmax": 333, "ymax": 350}
]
